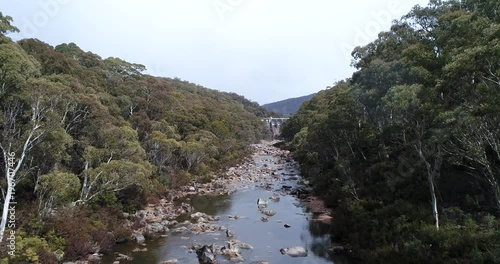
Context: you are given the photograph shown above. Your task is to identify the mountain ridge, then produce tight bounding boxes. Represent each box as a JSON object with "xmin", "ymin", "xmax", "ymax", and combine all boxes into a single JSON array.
[{"xmin": 262, "ymin": 93, "xmax": 317, "ymax": 117}]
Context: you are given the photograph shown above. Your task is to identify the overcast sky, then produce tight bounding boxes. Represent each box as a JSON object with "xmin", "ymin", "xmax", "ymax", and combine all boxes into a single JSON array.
[{"xmin": 3, "ymin": 0, "xmax": 429, "ymax": 104}]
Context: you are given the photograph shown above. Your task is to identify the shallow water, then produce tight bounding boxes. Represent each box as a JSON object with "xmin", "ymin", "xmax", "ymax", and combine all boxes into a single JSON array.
[{"xmin": 103, "ymin": 153, "xmax": 355, "ymax": 264}]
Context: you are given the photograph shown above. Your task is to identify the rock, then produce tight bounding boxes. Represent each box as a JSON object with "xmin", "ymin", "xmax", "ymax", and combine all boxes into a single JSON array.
[
  {"xmin": 330, "ymin": 245, "xmax": 346, "ymax": 254},
  {"xmin": 280, "ymin": 246, "xmax": 308, "ymax": 257},
  {"xmin": 315, "ymin": 214, "xmax": 333, "ymax": 224},
  {"xmin": 284, "ymin": 224, "xmax": 291, "ymax": 228},
  {"xmin": 196, "ymin": 245, "xmax": 216, "ymax": 264},
  {"xmin": 135, "ymin": 210, "xmax": 147, "ymax": 217},
  {"xmin": 190, "ymin": 212, "xmax": 206, "ymax": 220},
  {"xmin": 269, "ymin": 194, "xmax": 280, "ymax": 202},
  {"xmin": 207, "ymin": 215, "xmax": 220, "ymax": 221},
  {"xmin": 228, "ymin": 215, "xmax": 240, "ymax": 220},
  {"xmin": 261, "ymin": 209, "xmax": 276, "ymax": 217},
  {"xmin": 122, "ymin": 212, "xmax": 130, "ymax": 218},
  {"xmin": 160, "ymin": 259, "xmax": 178, "ymax": 264},
  {"xmin": 172, "ymin": 226, "xmax": 188, "ymax": 233},
  {"xmin": 230, "ymin": 254, "xmax": 245, "ymax": 262},
  {"xmin": 298, "ymin": 179, "xmax": 310, "ymax": 185},
  {"xmin": 131, "ymin": 232, "xmax": 145, "ymax": 244},
  {"xmin": 257, "ymin": 198, "xmax": 268, "ymax": 207},
  {"xmin": 188, "ymin": 186, "xmax": 196, "ymax": 192},
  {"xmin": 87, "ymin": 254, "xmax": 101, "ymax": 262},
  {"xmin": 222, "ymin": 241, "xmax": 240, "ymax": 256},
  {"xmin": 115, "ymin": 253, "xmax": 133, "ymax": 261},
  {"xmin": 238, "ymin": 242, "xmax": 253, "ymax": 250},
  {"xmin": 167, "ymin": 220, "xmax": 178, "ymax": 227},
  {"xmin": 177, "ymin": 220, "xmax": 191, "ymax": 226},
  {"xmin": 147, "ymin": 223, "xmax": 166, "ymax": 233}
]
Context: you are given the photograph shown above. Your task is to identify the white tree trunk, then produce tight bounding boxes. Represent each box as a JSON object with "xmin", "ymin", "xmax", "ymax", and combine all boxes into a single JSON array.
[
  {"xmin": 0, "ymin": 173, "xmax": 13, "ymax": 242},
  {"xmin": 428, "ymin": 173, "xmax": 439, "ymax": 230},
  {"xmin": 415, "ymin": 142, "xmax": 441, "ymax": 230},
  {"xmin": 0, "ymin": 118, "xmax": 41, "ymax": 241}
]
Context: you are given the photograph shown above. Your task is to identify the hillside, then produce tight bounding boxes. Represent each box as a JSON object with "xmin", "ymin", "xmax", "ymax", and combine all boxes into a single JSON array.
[
  {"xmin": 282, "ymin": 1, "xmax": 500, "ymax": 263},
  {"xmin": 262, "ymin": 93, "xmax": 316, "ymax": 117},
  {"xmin": 0, "ymin": 17, "xmax": 274, "ymax": 262}
]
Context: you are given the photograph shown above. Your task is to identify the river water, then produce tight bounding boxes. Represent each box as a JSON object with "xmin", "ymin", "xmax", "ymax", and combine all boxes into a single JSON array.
[{"xmin": 103, "ymin": 143, "xmax": 355, "ymax": 264}]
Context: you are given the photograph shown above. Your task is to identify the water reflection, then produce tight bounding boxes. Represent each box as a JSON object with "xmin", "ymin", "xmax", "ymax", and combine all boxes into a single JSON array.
[{"xmin": 188, "ymin": 194, "xmax": 232, "ymax": 216}]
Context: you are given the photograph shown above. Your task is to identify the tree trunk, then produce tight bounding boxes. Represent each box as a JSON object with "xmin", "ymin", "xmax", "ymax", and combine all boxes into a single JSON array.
[
  {"xmin": 491, "ymin": 179, "xmax": 500, "ymax": 216},
  {"xmin": 0, "ymin": 181, "xmax": 13, "ymax": 241},
  {"xmin": 415, "ymin": 142, "xmax": 442, "ymax": 230},
  {"xmin": 428, "ymin": 172, "xmax": 439, "ymax": 230}
]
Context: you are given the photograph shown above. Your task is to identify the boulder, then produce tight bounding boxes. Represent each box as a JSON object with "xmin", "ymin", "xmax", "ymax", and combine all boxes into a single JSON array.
[
  {"xmin": 87, "ymin": 254, "xmax": 101, "ymax": 262},
  {"xmin": 172, "ymin": 226, "xmax": 188, "ymax": 233},
  {"xmin": 261, "ymin": 209, "xmax": 276, "ymax": 217},
  {"xmin": 257, "ymin": 199, "xmax": 268, "ymax": 207},
  {"xmin": 226, "ymin": 229, "xmax": 235, "ymax": 238},
  {"xmin": 196, "ymin": 245, "xmax": 216, "ymax": 264},
  {"xmin": 135, "ymin": 210, "xmax": 147, "ymax": 217},
  {"xmin": 190, "ymin": 212, "xmax": 206, "ymax": 220},
  {"xmin": 238, "ymin": 242, "xmax": 253, "ymax": 250},
  {"xmin": 147, "ymin": 223, "xmax": 166, "ymax": 233},
  {"xmin": 160, "ymin": 259, "xmax": 178, "ymax": 264},
  {"xmin": 269, "ymin": 194, "xmax": 280, "ymax": 202},
  {"xmin": 116, "ymin": 253, "xmax": 133, "ymax": 261},
  {"xmin": 280, "ymin": 246, "xmax": 308, "ymax": 257},
  {"xmin": 131, "ymin": 232, "xmax": 145, "ymax": 244}
]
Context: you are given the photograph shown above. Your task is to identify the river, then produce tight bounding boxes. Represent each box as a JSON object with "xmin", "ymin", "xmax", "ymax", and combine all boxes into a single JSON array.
[{"xmin": 103, "ymin": 142, "xmax": 355, "ymax": 264}]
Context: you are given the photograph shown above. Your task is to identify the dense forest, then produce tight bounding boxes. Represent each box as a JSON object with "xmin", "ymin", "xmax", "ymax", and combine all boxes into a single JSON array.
[
  {"xmin": 283, "ymin": 0, "xmax": 500, "ymax": 263},
  {"xmin": 0, "ymin": 13, "xmax": 274, "ymax": 262}
]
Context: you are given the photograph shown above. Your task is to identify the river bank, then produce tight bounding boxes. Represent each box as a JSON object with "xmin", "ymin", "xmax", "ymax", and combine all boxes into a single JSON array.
[{"xmin": 69, "ymin": 140, "xmax": 349, "ymax": 264}]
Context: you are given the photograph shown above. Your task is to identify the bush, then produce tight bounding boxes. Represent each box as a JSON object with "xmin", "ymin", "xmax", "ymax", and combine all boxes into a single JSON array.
[{"xmin": 331, "ymin": 200, "xmax": 500, "ymax": 264}]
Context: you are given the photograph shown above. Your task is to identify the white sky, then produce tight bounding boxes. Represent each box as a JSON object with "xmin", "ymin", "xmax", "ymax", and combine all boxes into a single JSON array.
[{"xmin": 2, "ymin": 0, "xmax": 430, "ymax": 104}]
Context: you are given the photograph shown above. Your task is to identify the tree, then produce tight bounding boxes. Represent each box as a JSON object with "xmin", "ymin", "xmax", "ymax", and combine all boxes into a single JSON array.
[
  {"xmin": 0, "ymin": 90, "xmax": 45, "ymax": 241},
  {"xmin": 0, "ymin": 41, "xmax": 40, "ymax": 95},
  {"xmin": 146, "ymin": 130, "xmax": 182, "ymax": 175},
  {"xmin": 0, "ymin": 12, "xmax": 19, "ymax": 37},
  {"xmin": 36, "ymin": 171, "xmax": 80, "ymax": 217},
  {"xmin": 0, "ymin": 73, "xmax": 69, "ymax": 241},
  {"xmin": 79, "ymin": 160, "xmax": 152, "ymax": 203},
  {"xmin": 103, "ymin": 57, "xmax": 146, "ymax": 80}
]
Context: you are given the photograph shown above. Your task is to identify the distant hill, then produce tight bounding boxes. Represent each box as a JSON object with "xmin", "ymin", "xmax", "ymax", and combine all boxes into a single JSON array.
[{"xmin": 262, "ymin": 93, "xmax": 317, "ymax": 117}]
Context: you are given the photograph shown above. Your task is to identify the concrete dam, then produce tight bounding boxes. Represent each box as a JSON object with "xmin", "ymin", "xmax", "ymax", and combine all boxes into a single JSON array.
[{"xmin": 262, "ymin": 117, "xmax": 289, "ymax": 138}]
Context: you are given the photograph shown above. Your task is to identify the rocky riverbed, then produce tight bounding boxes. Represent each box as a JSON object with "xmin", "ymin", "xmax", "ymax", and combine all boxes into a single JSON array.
[{"xmin": 70, "ymin": 141, "xmax": 352, "ymax": 264}]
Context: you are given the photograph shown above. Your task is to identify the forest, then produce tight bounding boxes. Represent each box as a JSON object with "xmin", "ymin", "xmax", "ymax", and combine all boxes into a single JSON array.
[
  {"xmin": 0, "ymin": 12, "xmax": 274, "ymax": 262},
  {"xmin": 282, "ymin": 0, "xmax": 500, "ymax": 263}
]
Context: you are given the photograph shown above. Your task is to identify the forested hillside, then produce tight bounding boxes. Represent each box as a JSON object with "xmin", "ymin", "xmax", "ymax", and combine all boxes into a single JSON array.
[
  {"xmin": 262, "ymin": 93, "xmax": 316, "ymax": 117},
  {"xmin": 0, "ymin": 13, "xmax": 273, "ymax": 262},
  {"xmin": 283, "ymin": 0, "xmax": 500, "ymax": 263}
]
